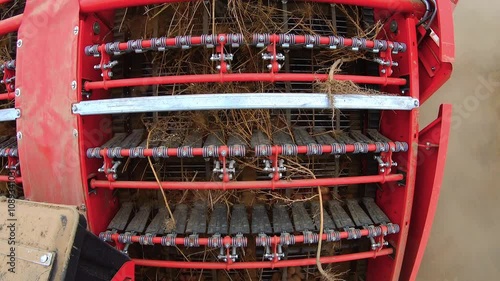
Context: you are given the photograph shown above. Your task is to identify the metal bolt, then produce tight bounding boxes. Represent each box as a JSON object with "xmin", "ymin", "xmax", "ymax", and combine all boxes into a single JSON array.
[
  {"xmin": 73, "ymin": 129, "xmax": 78, "ymax": 137},
  {"xmin": 40, "ymin": 254, "xmax": 49, "ymax": 263},
  {"xmin": 79, "ymin": 204, "xmax": 87, "ymax": 212},
  {"xmin": 71, "ymin": 81, "xmax": 77, "ymax": 90},
  {"xmin": 16, "ymin": 39, "xmax": 22, "ymax": 48},
  {"xmin": 72, "ymin": 105, "xmax": 78, "ymax": 112},
  {"xmin": 92, "ymin": 22, "xmax": 100, "ymax": 35},
  {"xmin": 16, "ymin": 132, "xmax": 22, "ymax": 140},
  {"xmin": 380, "ymin": 69, "xmax": 386, "ymax": 74},
  {"xmin": 390, "ymin": 21, "xmax": 398, "ymax": 33},
  {"xmin": 414, "ymin": 100, "xmax": 419, "ymax": 107},
  {"xmin": 15, "ymin": 109, "xmax": 20, "ymax": 118},
  {"xmin": 15, "ymin": 88, "xmax": 20, "ymax": 97},
  {"xmin": 73, "ymin": 26, "xmax": 79, "ymax": 35}
]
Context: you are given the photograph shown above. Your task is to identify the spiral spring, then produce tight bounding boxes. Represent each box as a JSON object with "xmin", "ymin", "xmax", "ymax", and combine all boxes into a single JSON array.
[
  {"xmin": 306, "ymin": 143, "xmax": 323, "ymax": 156},
  {"xmin": 201, "ymin": 34, "xmax": 217, "ymax": 48},
  {"xmin": 279, "ymin": 34, "xmax": 296, "ymax": 47},
  {"xmin": 229, "ymin": 145, "xmax": 246, "ymax": 157},
  {"xmin": 99, "ymin": 231, "xmax": 113, "ymax": 242},
  {"xmin": 104, "ymin": 42, "xmax": 122, "ymax": 55},
  {"xmin": 129, "ymin": 147, "xmax": 145, "ymax": 158},
  {"xmin": 8, "ymin": 148, "xmax": 18, "ymax": 158},
  {"xmin": 280, "ymin": 233, "xmax": 296, "ymax": 246},
  {"xmin": 366, "ymin": 225, "xmax": 382, "ymax": 238},
  {"xmin": 184, "ymin": 234, "xmax": 200, "ymax": 247},
  {"xmin": 371, "ymin": 39, "xmax": 385, "ymax": 53},
  {"xmin": 175, "ymin": 35, "xmax": 192, "ymax": 49},
  {"xmin": 281, "ymin": 144, "xmax": 298, "ymax": 156},
  {"xmin": 160, "ymin": 234, "xmax": 177, "ymax": 246},
  {"xmin": 255, "ymin": 144, "xmax": 272, "ymax": 157},
  {"xmin": 228, "ymin": 33, "xmax": 244, "ymax": 47},
  {"xmin": 256, "ymin": 234, "xmax": 271, "ymax": 247},
  {"xmin": 152, "ymin": 146, "xmax": 168, "ymax": 158},
  {"xmin": 177, "ymin": 146, "xmax": 194, "ymax": 158},
  {"xmin": 353, "ymin": 142, "xmax": 367, "ymax": 154},
  {"xmin": 107, "ymin": 147, "xmax": 123, "ymax": 158},
  {"xmin": 346, "ymin": 228, "xmax": 362, "ymax": 240},
  {"xmin": 393, "ymin": 141, "xmax": 409, "ymax": 152},
  {"xmin": 351, "ymin": 37, "xmax": 367, "ymax": 51},
  {"xmin": 304, "ymin": 34, "xmax": 321, "ymax": 48},
  {"xmin": 138, "ymin": 234, "xmax": 154, "ymax": 245},
  {"xmin": 1, "ymin": 60, "xmax": 16, "ymax": 71},
  {"xmin": 386, "ymin": 223, "xmax": 400, "ymax": 235},
  {"xmin": 151, "ymin": 37, "xmax": 167, "ymax": 51},
  {"xmin": 392, "ymin": 42, "xmax": 407, "ymax": 54},
  {"xmin": 202, "ymin": 145, "xmax": 219, "ymax": 158},
  {"xmin": 330, "ymin": 143, "xmax": 347, "ymax": 155},
  {"xmin": 85, "ymin": 45, "xmax": 100, "ymax": 56},
  {"xmin": 328, "ymin": 36, "xmax": 344, "ymax": 49},
  {"xmin": 253, "ymin": 33, "xmax": 270, "ymax": 48},
  {"xmin": 374, "ymin": 142, "xmax": 389, "ymax": 153},
  {"xmin": 207, "ymin": 235, "xmax": 223, "ymax": 248},
  {"xmin": 118, "ymin": 233, "xmax": 132, "ymax": 244},
  {"xmin": 232, "ymin": 235, "xmax": 248, "ymax": 247},
  {"xmin": 303, "ymin": 231, "xmax": 319, "ymax": 244},
  {"xmin": 326, "ymin": 230, "xmax": 342, "ymax": 242}
]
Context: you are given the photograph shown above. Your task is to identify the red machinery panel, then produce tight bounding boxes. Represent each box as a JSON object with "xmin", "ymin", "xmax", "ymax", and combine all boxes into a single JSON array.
[{"xmin": 0, "ymin": 0, "xmax": 455, "ymax": 280}]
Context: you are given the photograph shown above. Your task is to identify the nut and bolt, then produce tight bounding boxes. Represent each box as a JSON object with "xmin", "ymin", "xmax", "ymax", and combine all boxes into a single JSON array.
[
  {"xmin": 16, "ymin": 132, "xmax": 22, "ymax": 140},
  {"xmin": 71, "ymin": 81, "xmax": 77, "ymax": 90},
  {"xmin": 16, "ymin": 40, "xmax": 22, "ymax": 48},
  {"xmin": 92, "ymin": 22, "xmax": 100, "ymax": 35},
  {"xmin": 15, "ymin": 88, "xmax": 21, "ymax": 97},
  {"xmin": 40, "ymin": 254, "xmax": 49, "ymax": 263},
  {"xmin": 73, "ymin": 26, "xmax": 79, "ymax": 35},
  {"xmin": 390, "ymin": 21, "xmax": 398, "ymax": 33}
]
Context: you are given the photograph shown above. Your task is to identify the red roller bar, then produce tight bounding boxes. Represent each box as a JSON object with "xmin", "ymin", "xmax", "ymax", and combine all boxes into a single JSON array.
[
  {"xmin": 133, "ymin": 248, "xmax": 393, "ymax": 269},
  {"xmin": 0, "ymin": 14, "xmax": 22, "ymax": 36},
  {"xmin": 80, "ymin": 0, "xmax": 424, "ymax": 14},
  {"xmin": 0, "ymin": 175, "xmax": 22, "ymax": 184},
  {"xmin": 88, "ymin": 34, "xmax": 393, "ymax": 54},
  {"xmin": 91, "ymin": 174, "xmax": 403, "ymax": 190},
  {"xmin": 0, "ymin": 92, "xmax": 15, "ymax": 101},
  {"xmin": 94, "ymin": 143, "xmax": 402, "ymax": 158},
  {"xmin": 106, "ymin": 226, "xmax": 389, "ymax": 247},
  {"xmin": 84, "ymin": 73, "xmax": 406, "ymax": 91}
]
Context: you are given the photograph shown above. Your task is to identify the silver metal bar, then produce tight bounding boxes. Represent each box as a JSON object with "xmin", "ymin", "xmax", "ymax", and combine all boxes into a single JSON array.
[
  {"xmin": 0, "ymin": 108, "xmax": 20, "ymax": 121},
  {"xmin": 72, "ymin": 94, "xmax": 419, "ymax": 115}
]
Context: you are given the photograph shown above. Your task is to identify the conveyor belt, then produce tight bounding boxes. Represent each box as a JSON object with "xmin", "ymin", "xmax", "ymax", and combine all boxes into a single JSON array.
[{"xmin": 105, "ymin": 198, "xmax": 394, "ymax": 237}]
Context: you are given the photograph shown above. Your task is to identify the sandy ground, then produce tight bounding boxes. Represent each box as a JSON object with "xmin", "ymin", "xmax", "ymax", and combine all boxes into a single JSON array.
[{"xmin": 416, "ymin": 1, "xmax": 500, "ymax": 280}]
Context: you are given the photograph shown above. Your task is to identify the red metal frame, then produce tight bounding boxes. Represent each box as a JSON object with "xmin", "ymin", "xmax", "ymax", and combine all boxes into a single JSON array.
[
  {"xmin": 111, "ymin": 261, "xmax": 135, "ymax": 281},
  {"xmin": 400, "ymin": 104, "xmax": 452, "ymax": 281},
  {"xmin": 84, "ymin": 73, "xmax": 406, "ymax": 91},
  {"xmin": 79, "ymin": 0, "xmax": 425, "ymax": 13},
  {"xmin": 134, "ymin": 248, "xmax": 393, "ymax": 269},
  {"xmin": 2, "ymin": 0, "xmax": 454, "ymax": 280},
  {"xmin": 91, "ymin": 174, "xmax": 403, "ymax": 190}
]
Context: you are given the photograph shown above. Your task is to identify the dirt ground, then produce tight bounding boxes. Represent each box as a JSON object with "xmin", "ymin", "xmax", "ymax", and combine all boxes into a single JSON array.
[{"xmin": 417, "ymin": 1, "xmax": 500, "ymax": 280}]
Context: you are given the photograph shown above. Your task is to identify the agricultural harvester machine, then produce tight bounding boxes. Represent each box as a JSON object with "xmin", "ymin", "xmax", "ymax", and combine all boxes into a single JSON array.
[{"xmin": 0, "ymin": 0, "xmax": 456, "ymax": 280}]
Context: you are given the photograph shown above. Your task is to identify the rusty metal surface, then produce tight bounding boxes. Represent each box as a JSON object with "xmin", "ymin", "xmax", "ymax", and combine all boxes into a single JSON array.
[{"xmin": 0, "ymin": 198, "xmax": 81, "ymax": 281}]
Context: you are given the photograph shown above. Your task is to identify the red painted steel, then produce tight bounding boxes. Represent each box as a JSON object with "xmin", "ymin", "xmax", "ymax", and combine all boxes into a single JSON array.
[
  {"xmin": 0, "ymin": 14, "xmax": 22, "ymax": 35},
  {"xmin": 16, "ymin": 0, "xmax": 85, "ymax": 205},
  {"xmin": 133, "ymin": 248, "xmax": 393, "ymax": 269},
  {"xmin": 418, "ymin": 0, "xmax": 455, "ymax": 103},
  {"xmin": 111, "ymin": 261, "xmax": 135, "ymax": 281},
  {"xmin": 0, "ymin": 175, "xmax": 22, "ymax": 183},
  {"xmin": 77, "ymin": 15, "xmax": 119, "ymax": 233},
  {"xmin": 366, "ymin": 15, "xmax": 420, "ymax": 281},
  {"xmin": 84, "ymin": 73, "xmax": 406, "ymax": 91},
  {"xmin": 400, "ymin": 104, "xmax": 452, "ymax": 281},
  {"xmin": 80, "ymin": 0, "xmax": 424, "ymax": 13},
  {"xmin": 91, "ymin": 174, "xmax": 403, "ymax": 190},
  {"xmin": 0, "ymin": 92, "xmax": 15, "ymax": 100}
]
